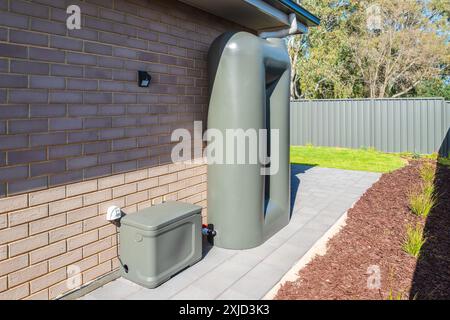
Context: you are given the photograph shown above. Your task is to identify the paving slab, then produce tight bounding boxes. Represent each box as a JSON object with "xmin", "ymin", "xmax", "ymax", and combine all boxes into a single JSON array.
[{"xmin": 80, "ymin": 165, "xmax": 381, "ymax": 300}]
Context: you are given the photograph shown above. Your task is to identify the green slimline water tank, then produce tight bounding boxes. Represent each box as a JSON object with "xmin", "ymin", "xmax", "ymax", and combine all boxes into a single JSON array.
[{"xmin": 119, "ymin": 201, "xmax": 202, "ymax": 288}]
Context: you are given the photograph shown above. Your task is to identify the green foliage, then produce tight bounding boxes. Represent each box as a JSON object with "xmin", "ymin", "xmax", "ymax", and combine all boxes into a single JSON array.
[
  {"xmin": 419, "ymin": 163, "xmax": 436, "ymax": 184},
  {"xmin": 438, "ymin": 156, "xmax": 450, "ymax": 167},
  {"xmin": 413, "ymin": 79, "xmax": 450, "ymax": 100},
  {"xmin": 387, "ymin": 290, "xmax": 405, "ymax": 300},
  {"xmin": 402, "ymin": 224, "xmax": 426, "ymax": 258},
  {"xmin": 290, "ymin": 146, "xmax": 406, "ymax": 173},
  {"xmin": 292, "ymin": 0, "xmax": 450, "ymax": 99},
  {"xmin": 409, "ymin": 191, "xmax": 436, "ymax": 218}
]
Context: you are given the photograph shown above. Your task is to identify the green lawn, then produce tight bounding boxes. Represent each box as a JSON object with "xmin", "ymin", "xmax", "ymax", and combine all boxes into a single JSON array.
[{"xmin": 290, "ymin": 146, "xmax": 408, "ymax": 173}]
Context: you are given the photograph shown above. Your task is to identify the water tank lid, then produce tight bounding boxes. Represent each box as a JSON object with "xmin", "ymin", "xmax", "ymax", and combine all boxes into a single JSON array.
[{"xmin": 121, "ymin": 201, "xmax": 202, "ymax": 231}]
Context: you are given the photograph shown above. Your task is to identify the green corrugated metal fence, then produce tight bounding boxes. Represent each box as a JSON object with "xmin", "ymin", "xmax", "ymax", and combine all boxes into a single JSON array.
[{"xmin": 290, "ymin": 98, "xmax": 450, "ymax": 156}]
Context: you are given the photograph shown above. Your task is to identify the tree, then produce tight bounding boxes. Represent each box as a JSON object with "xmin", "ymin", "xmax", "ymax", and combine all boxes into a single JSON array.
[
  {"xmin": 349, "ymin": 0, "xmax": 449, "ymax": 98},
  {"xmin": 291, "ymin": 0, "xmax": 449, "ymax": 99}
]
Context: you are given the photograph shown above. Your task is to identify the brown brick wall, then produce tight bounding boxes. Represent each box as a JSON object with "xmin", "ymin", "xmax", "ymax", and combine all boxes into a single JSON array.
[
  {"xmin": 0, "ymin": 0, "xmax": 240, "ymax": 197},
  {"xmin": 0, "ymin": 0, "xmax": 245, "ymax": 299},
  {"xmin": 0, "ymin": 161, "xmax": 207, "ymax": 300}
]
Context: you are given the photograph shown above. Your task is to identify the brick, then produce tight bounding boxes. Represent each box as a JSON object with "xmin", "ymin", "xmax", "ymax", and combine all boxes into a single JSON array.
[
  {"xmin": 67, "ymin": 230, "xmax": 98, "ymax": 250},
  {"xmin": 0, "ymin": 135, "xmax": 28, "ymax": 150},
  {"xmin": 8, "ymin": 177, "xmax": 48, "ymax": 195},
  {"xmin": 83, "ymin": 189, "xmax": 112, "ymax": 206},
  {"xmin": 0, "ymin": 276, "xmax": 6, "ymax": 292},
  {"xmin": 49, "ymin": 197, "xmax": 83, "ymax": 216},
  {"xmin": 11, "ymin": 60, "xmax": 49, "ymax": 75},
  {"xmin": 159, "ymin": 173, "xmax": 178, "ymax": 185},
  {"xmin": 8, "ymin": 205, "xmax": 48, "ymax": 227},
  {"xmin": 49, "ymin": 145, "xmax": 82, "ymax": 160},
  {"xmin": 25, "ymin": 289, "xmax": 49, "ymax": 300},
  {"xmin": 10, "ymin": 29, "xmax": 48, "ymax": 46},
  {"xmin": 9, "ymin": 233, "xmax": 48, "ymax": 257},
  {"xmin": 85, "ymin": 67, "xmax": 113, "ymax": 80},
  {"xmin": 50, "ymin": 118, "xmax": 83, "ymax": 131},
  {"xmin": 82, "ymin": 214, "xmax": 109, "ymax": 232},
  {"xmin": 48, "ymin": 280, "xmax": 70, "ymax": 300},
  {"xmin": 11, "ymin": 0, "xmax": 49, "ymax": 19},
  {"xmin": 0, "ymin": 165, "xmax": 28, "ymax": 181},
  {"xmin": 98, "ymin": 197, "xmax": 125, "ymax": 215},
  {"xmin": 30, "ymin": 47, "xmax": 65, "ymax": 63},
  {"xmin": 113, "ymin": 160, "xmax": 137, "ymax": 174},
  {"xmin": 0, "ymin": 215, "xmax": 5, "ymax": 230},
  {"xmin": 30, "ymin": 76, "xmax": 65, "ymax": 89},
  {"xmin": 0, "ymin": 74, "xmax": 28, "ymax": 88},
  {"xmin": 30, "ymin": 268, "xmax": 66, "ymax": 294},
  {"xmin": 85, "ymin": 42, "xmax": 112, "ymax": 55},
  {"xmin": 98, "ymin": 224, "xmax": 117, "ymax": 239},
  {"xmin": 78, "ymin": 254, "xmax": 102, "ymax": 278},
  {"xmin": 31, "ymin": 160, "xmax": 66, "ymax": 177},
  {"xmin": 9, "ymin": 90, "xmax": 48, "ymax": 103},
  {"xmin": 31, "ymin": 132, "xmax": 66, "ymax": 147},
  {"xmin": 50, "ymin": 35, "xmax": 83, "ymax": 51},
  {"xmin": 112, "ymin": 183, "xmax": 136, "ymax": 198},
  {"xmin": 67, "ymin": 79, "xmax": 98, "ymax": 91},
  {"xmin": 99, "ymin": 128, "xmax": 125, "ymax": 140},
  {"xmin": 66, "ymin": 180, "xmax": 97, "ymax": 197},
  {"xmin": 48, "ymin": 248, "xmax": 82, "ymax": 271},
  {"xmin": 98, "ymin": 174, "xmax": 125, "ymax": 190},
  {"xmin": 99, "ymin": 246, "xmax": 117, "ymax": 263},
  {"xmin": 49, "ymin": 91, "xmax": 83, "ymax": 104},
  {"xmin": 83, "ymin": 237, "xmax": 111, "ymax": 258},
  {"xmin": 112, "ymin": 138, "xmax": 136, "ymax": 151},
  {"xmin": 85, "ymin": 163, "xmax": 111, "ymax": 178},
  {"xmin": 150, "ymin": 185, "xmax": 169, "ymax": 197},
  {"xmin": 49, "ymin": 171, "xmax": 83, "ymax": 188},
  {"xmin": 0, "ymin": 194, "xmax": 28, "ymax": 214},
  {"xmin": 29, "ymin": 186, "xmax": 66, "ymax": 206},
  {"xmin": 148, "ymin": 164, "xmax": 169, "ymax": 177},
  {"xmin": 98, "ymin": 56, "xmax": 124, "ymax": 69},
  {"xmin": 49, "ymin": 222, "xmax": 83, "ymax": 244},
  {"xmin": 0, "ymin": 254, "xmax": 28, "ymax": 277},
  {"xmin": 84, "ymin": 141, "xmax": 111, "ymax": 155},
  {"xmin": 67, "ymin": 155, "xmax": 98, "ymax": 170},
  {"xmin": 0, "ymin": 11, "xmax": 29, "ymax": 29},
  {"xmin": 8, "ymin": 262, "xmax": 48, "ymax": 287},
  {"xmin": 51, "ymin": 64, "xmax": 83, "ymax": 77},
  {"xmin": 84, "ymin": 92, "xmax": 113, "ymax": 103},
  {"xmin": 125, "ymin": 169, "xmax": 148, "ymax": 183},
  {"xmin": 30, "ymin": 240, "xmax": 66, "ymax": 264},
  {"xmin": 83, "ymin": 261, "xmax": 111, "ymax": 283},
  {"xmin": 31, "ymin": 18, "xmax": 66, "ymax": 35},
  {"xmin": 29, "ymin": 213, "xmax": 66, "ymax": 235},
  {"xmin": 126, "ymin": 190, "xmax": 148, "ymax": 206},
  {"xmin": 68, "ymin": 131, "xmax": 98, "ymax": 143},
  {"xmin": 100, "ymin": 8, "xmax": 125, "ymax": 22},
  {"xmin": 67, "ymin": 52, "xmax": 97, "ymax": 66},
  {"xmin": 0, "ymin": 283, "xmax": 29, "ymax": 300},
  {"xmin": 9, "ymin": 120, "xmax": 48, "ymax": 134},
  {"xmin": 67, "ymin": 206, "xmax": 98, "ymax": 224},
  {"xmin": 31, "ymin": 104, "xmax": 66, "ymax": 118},
  {"xmin": 137, "ymin": 177, "xmax": 159, "ymax": 191}
]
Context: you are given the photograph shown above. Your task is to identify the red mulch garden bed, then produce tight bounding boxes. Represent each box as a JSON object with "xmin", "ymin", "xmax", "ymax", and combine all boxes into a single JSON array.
[{"xmin": 275, "ymin": 160, "xmax": 450, "ymax": 300}]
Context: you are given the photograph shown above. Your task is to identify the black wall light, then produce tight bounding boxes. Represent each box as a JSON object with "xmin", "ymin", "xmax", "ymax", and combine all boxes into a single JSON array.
[{"xmin": 138, "ymin": 71, "xmax": 151, "ymax": 87}]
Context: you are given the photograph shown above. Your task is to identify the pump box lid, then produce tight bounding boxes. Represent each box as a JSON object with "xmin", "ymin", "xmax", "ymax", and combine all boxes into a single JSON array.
[{"xmin": 121, "ymin": 201, "xmax": 202, "ymax": 231}]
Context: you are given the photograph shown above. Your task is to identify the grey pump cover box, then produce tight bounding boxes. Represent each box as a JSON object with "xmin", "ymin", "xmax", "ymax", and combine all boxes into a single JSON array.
[{"xmin": 119, "ymin": 201, "xmax": 202, "ymax": 288}]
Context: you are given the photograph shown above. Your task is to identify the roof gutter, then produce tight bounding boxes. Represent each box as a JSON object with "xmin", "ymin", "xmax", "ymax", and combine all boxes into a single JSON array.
[{"xmin": 258, "ymin": 12, "xmax": 307, "ymax": 38}]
